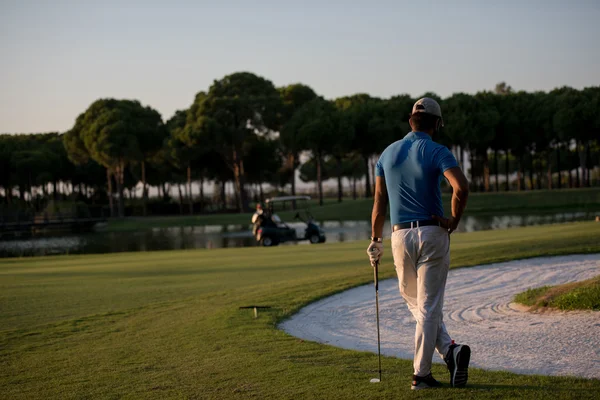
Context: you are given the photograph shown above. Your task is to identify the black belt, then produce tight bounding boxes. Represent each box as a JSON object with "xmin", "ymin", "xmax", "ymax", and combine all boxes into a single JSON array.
[{"xmin": 393, "ymin": 220, "xmax": 440, "ymax": 231}]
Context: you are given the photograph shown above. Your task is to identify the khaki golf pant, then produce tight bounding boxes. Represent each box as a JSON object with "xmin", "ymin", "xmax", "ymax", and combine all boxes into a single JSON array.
[{"xmin": 391, "ymin": 225, "xmax": 453, "ymax": 377}]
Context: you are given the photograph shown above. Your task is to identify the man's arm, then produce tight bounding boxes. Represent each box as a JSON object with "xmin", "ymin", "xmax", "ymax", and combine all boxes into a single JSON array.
[
  {"xmin": 367, "ymin": 176, "xmax": 388, "ymax": 267},
  {"xmin": 371, "ymin": 176, "xmax": 389, "ymax": 239},
  {"xmin": 433, "ymin": 167, "xmax": 469, "ymax": 233}
]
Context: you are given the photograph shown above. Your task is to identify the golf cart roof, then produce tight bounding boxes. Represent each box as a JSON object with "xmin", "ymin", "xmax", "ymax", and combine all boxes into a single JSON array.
[{"xmin": 265, "ymin": 196, "xmax": 311, "ymax": 204}]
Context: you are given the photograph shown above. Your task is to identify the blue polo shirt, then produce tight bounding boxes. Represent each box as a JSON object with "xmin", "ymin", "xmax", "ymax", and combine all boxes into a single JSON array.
[{"xmin": 375, "ymin": 131, "xmax": 458, "ymax": 226}]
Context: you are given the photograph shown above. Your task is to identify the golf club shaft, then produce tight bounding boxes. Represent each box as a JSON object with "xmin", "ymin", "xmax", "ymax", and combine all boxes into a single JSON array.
[{"xmin": 374, "ymin": 261, "xmax": 381, "ymax": 381}]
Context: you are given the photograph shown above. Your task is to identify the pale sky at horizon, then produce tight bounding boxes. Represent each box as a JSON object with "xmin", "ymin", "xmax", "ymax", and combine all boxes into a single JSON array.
[{"xmin": 1, "ymin": 0, "xmax": 599, "ymax": 134}]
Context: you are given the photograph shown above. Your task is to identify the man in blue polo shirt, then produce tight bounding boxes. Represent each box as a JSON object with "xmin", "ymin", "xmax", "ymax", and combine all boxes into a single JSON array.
[{"xmin": 367, "ymin": 98, "xmax": 471, "ymax": 390}]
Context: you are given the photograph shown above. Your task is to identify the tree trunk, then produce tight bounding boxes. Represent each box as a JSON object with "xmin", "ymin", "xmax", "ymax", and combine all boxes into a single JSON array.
[
  {"xmin": 220, "ymin": 181, "xmax": 227, "ymax": 210},
  {"xmin": 494, "ymin": 149, "xmax": 499, "ymax": 191},
  {"xmin": 505, "ymin": 149, "xmax": 510, "ymax": 191},
  {"xmin": 363, "ymin": 154, "xmax": 372, "ymax": 198},
  {"xmin": 536, "ymin": 156, "xmax": 542, "ymax": 190},
  {"xmin": 142, "ymin": 161, "xmax": 148, "ymax": 217},
  {"xmin": 177, "ymin": 184, "xmax": 183, "ymax": 215},
  {"xmin": 232, "ymin": 150, "xmax": 249, "ymax": 212},
  {"xmin": 199, "ymin": 175, "xmax": 204, "ymax": 213},
  {"xmin": 575, "ymin": 162, "xmax": 580, "ymax": 188},
  {"xmin": 517, "ymin": 154, "xmax": 523, "ymax": 191},
  {"xmin": 233, "ymin": 182, "xmax": 240, "ymax": 212},
  {"xmin": 290, "ymin": 153, "xmax": 298, "ymax": 210},
  {"xmin": 106, "ymin": 168, "xmax": 115, "ymax": 218},
  {"xmin": 585, "ymin": 141, "xmax": 591, "ymax": 187},
  {"xmin": 576, "ymin": 139, "xmax": 584, "ymax": 187},
  {"xmin": 547, "ymin": 153, "xmax": 552, "ymax": 190},
  {"xmin": 336, "ymin": 157, "xmax": 343, "ymax": 203},
  {"xmin": 316, "ymin": 152, "xmax": 323, "ymax": 206},
  {"xmin": 459, "ymin": 146, "xmax": 465, "ymax": 169},
  {"xmin": 27, "ymin": 172, "xmax": 32, "ymax": 204},
  {"xmin": 483, "ymin": 153, "xmax": 490, "ymax": 192},
  {"xmin": 187, "ymin": 164, "xmax": 193, "ymax": 216},
  {"xmin": 259, "ymin": 182, "xmax": 264, "ymax": 203},
  {"xmin": 352, "ymin": 177, "xmax": 357, "ymax": 200},
  {"xmin": 116, "ymin": 163, "xmax": 125, "ymax": 218},
  {"xmin": 469, "ymin": 151, "xmax": 476, "ymax": 192},
  {"xmin": 568, "ymin": 167, "xmax": 573, "ymax": 188},
  {"xmin": 528, "ymin": 153, "xmax": 534, "ymax": 190},
  {"xmin": 290, "ymin": 153, "xmax": 297, "ymax": 196},
  {"xmin": 556, "ymin": 146, "xmax": 561, "ymax": 189}
]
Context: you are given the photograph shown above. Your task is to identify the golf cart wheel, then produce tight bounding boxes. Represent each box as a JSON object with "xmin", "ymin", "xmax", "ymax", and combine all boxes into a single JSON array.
[
  {"xmin": 260, "ymin": 237, "xmax": 277, "ymax": 247},
  {"xmin": 309, "ymin": 234, "xmax": 320, "ymax": 244}
]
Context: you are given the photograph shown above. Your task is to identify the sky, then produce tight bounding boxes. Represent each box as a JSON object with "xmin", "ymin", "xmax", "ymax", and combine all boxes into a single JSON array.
[{"xmin": 1, "ymin": 0, "xmax": 599, "ymax": 134}]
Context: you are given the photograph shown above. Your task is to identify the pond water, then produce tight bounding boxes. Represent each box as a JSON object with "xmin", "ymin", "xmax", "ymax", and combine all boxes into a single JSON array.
[{"xmin": 0, "ymin": 211, "xmax": 597, "ymax": 258}]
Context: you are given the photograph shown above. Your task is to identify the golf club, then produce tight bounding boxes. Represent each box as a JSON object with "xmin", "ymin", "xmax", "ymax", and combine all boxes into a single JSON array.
[{"xmin": 370, "ymin": 258, "xmax": 382, "ymax": 383}]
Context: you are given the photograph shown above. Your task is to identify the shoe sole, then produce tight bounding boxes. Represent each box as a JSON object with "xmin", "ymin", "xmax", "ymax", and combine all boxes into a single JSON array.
[
  {"xmin": 451, "ymin": 345, "xmax": 471, "ymax": 388},
  {"xmin": 410, "ymin": 383, "xmax": 438, "ymax": 391}
]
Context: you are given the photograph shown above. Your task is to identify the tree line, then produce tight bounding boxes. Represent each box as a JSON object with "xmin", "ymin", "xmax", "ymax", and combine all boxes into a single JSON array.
[{"xmin": 0, "ymin": 73, "xmax": 598, "ymax": 218}]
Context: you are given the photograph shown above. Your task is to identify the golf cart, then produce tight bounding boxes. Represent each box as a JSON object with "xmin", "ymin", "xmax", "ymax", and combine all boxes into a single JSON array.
[{"xmin": 253, "ymin": 196, "xmax": 326, "ymax": 247}]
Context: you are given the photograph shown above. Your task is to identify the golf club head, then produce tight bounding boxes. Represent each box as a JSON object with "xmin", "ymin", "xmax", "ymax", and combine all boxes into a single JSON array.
[{"xmin": 370, "ymin": 378, "xmax": 380, "ymax": 383}]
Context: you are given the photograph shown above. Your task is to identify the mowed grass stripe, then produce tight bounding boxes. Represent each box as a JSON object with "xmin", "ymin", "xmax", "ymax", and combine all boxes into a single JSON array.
[{"xmin": 1, "ymin": 221, "xmax": 600, "ymax": 399}]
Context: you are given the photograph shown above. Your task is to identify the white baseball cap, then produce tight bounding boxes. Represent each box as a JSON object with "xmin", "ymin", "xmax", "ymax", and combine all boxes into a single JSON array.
[{"xmin": 411, "ymin": 98, "xmax": 444, "ymax": 126}]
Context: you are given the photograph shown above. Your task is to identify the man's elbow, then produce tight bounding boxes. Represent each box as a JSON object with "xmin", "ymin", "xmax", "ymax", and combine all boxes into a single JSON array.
[
  {"xmin": 455, "ymin": 183, "xmax": 469, "ymax": 198},
  {"xmin": 452, "ymin": 177, "xmax": 469, "ymax": 197}
]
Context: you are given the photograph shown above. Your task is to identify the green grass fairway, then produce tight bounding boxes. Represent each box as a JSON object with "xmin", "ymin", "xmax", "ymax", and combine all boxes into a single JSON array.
[
  {"xmin": 106, "ymin": 187, "xmax": 600, "ymax": 232},
  {"xmin": 514, "ymin": 275, "xmax": 600, "ymax": 311},
  {"xmin": 2, "ymin": 222, "xmax": 600, "ymax": 399}
]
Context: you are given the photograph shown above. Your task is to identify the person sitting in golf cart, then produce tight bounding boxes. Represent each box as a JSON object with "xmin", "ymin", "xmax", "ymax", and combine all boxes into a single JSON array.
[
  {"xmin": 252, "ymin": 203, "xmax": 278, "ymax": 236},
  {"xmin": 251, "ymin": 203, "xmax": 264, "ymax": 224},
  {"xmin": 252, "ymin": 203, "xmax": 281, "ymax": 225},
  {"xmin": 253, "ymin": 196, "xmax": 326, "ymax": 246}
]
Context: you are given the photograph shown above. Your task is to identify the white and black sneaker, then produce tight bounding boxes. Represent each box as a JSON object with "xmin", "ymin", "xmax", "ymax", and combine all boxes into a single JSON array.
[
  {"xmin": 411, "ymin": 373, "xmax": 443, "ymax": 390},
  {"xmin": 445, "ymin": 343, "xmax": 471, "ymax": 388}
]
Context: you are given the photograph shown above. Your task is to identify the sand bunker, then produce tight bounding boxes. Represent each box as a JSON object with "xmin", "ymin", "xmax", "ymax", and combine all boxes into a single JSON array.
[{"xmin": 280, "ymin": 254, "xmax": 600, "ymax": 379}]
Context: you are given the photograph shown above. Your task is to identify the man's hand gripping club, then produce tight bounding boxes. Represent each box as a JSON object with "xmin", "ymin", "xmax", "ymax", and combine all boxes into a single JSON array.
[
  {"xmin": 368, "ymin": 176, "xmax": 388, "ymax": 267},
  {"xmin": 367, "ymin": 242, "xmax": 383, "ymax": 267}
]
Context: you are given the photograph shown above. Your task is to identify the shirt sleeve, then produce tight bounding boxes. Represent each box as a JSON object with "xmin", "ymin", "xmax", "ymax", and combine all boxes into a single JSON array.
[
  {"xmin": 375, "ymin": 156, "xmax": 385, "ymax": 178},
  {"xmin": 435, "ymin": 146, "xmax": 459, "ymax": 173}
]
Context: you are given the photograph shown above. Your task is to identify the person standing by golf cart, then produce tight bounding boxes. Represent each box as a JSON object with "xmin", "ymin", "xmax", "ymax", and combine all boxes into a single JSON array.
[{"xmin": 367, "ymin": 98, "xmax": 471, "ymax": 390}]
